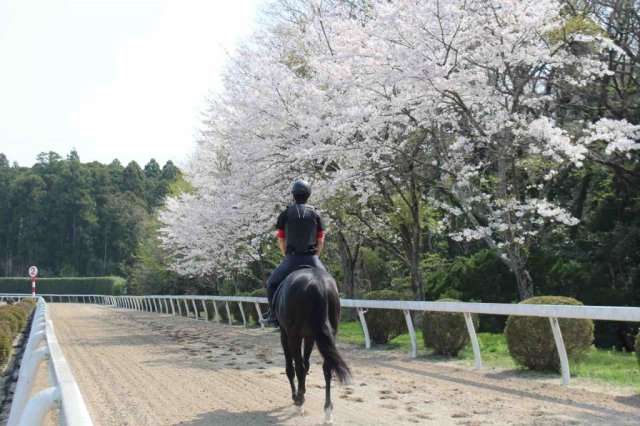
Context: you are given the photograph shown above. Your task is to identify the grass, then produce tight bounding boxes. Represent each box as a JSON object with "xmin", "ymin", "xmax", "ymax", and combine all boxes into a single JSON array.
[{"xmin": 337, "ymin": 320, "xmax": 639, "ymax": 389}]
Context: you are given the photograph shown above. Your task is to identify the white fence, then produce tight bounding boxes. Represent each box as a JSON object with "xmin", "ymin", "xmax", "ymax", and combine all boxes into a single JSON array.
[
  {"xmin": 2, "ymin": 293, "xmax": 640, "ymax": 387},
  {"xmin": 5, "ymin": 297, "xmax": 92, "ymax": 426}
]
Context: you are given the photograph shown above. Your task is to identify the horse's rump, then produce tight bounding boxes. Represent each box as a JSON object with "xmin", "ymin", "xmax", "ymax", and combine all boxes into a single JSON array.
[{"xmin": 276, "ymin": 267, "xmax": 351, "ymax": 385}]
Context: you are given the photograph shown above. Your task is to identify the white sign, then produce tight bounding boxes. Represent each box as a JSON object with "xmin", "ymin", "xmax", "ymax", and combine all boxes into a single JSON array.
[{"xmin": 28, "ymin": 266, "xmax": 38, "ymax": 277}]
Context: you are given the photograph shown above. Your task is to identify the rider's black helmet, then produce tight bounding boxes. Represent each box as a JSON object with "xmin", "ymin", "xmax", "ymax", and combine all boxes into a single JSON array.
[{"xmin": 291, "ymin": 179, "xmax": 312, "ymax": 197}]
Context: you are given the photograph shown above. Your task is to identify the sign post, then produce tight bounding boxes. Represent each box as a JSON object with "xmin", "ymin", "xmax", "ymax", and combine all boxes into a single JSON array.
[{"xmin": 28, "ymin": 266, "xmax": 38, "ymax": 297}]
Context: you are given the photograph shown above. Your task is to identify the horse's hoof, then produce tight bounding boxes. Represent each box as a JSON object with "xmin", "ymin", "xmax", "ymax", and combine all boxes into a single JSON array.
[{"xmin": 324, "ymin": 406, "xmax": 333, "ymax": 424}]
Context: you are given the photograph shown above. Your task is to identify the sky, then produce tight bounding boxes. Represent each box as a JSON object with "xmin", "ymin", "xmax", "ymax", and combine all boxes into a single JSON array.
[{"xmin": 0, "ymin": 0, "xmax": 264, "ymax": 168}]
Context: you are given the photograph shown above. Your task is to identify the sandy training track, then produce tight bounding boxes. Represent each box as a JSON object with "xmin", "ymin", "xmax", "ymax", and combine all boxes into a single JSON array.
[{"xmin": 47, "ymin": 304, "xmax": 639, "ymax": 425}]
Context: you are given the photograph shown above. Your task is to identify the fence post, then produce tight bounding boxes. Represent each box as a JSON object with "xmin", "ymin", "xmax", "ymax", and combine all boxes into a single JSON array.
[
  {"xmin": 18, "ymin": 386, "xmax": 59, "ymax": 426},
  {"xmin": 170, "ymin": 299, "xmax": 176, "ymax": 315},
  {"xmin": 464, "ymin": 312, "xmax": 482, "ymax": 369},
  {"xmin": 549, "ymin": 317, "xmax": 570, "ymax": 385},
  {"xmin": 238, "ymin": 302, "xmax": 247, "ymax": 328},
  {"xmin": 357, "ymin": 308, "xmax": 371, "ymax": 349},
  {"xmin": 7, "ymin": 347, "xmax": 49, "ymax": 425},
  {"xmin": 403, "ymin": 310, "xmax": 418, "ymax": 358},
  {"xmin": 183, "ymin": 299, "xmax": 190, "ymax": 318},
  {"xmin": 191, "ymin": 299, "xmax": 199, "ymax": 320},
  {"xmin": 202, "ymin": 300, "xmax": 209, "ymax": 321},
  {"xmin": 225, "ymin": 302, "xmax": 232, "ymax": 326},
  {"xmin": 212, "ymin": 300, "xmax": 220, "ymax": 323},
  {"xmin": 255, "ymin": 302, "xmax": 264, "ymax": 329}
]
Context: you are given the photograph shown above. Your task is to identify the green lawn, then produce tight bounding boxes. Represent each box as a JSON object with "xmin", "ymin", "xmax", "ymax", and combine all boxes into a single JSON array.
[{"xmin": 337, "ymin": 320, "xmax": 640, "ymax": 388}]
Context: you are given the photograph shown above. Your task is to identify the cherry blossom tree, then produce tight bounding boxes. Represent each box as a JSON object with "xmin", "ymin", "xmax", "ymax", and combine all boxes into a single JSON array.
[{"xmin": 160, "ymin": 0, "xmax": 639, "ymax": 300}]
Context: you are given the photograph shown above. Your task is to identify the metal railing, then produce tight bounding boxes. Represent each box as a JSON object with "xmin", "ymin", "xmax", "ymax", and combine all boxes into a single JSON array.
[
  {"xmin": 2, "ymin": 293, "xmax": 639, "ymax": 386},
  {"xmin": 6, "ymin": 298, "xmax": 93, "ymax": 426}
]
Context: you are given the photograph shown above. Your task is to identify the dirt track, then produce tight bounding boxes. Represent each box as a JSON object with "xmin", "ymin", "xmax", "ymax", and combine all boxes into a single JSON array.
[{"xmin": 48, "ymin": 304, "xmax": 640, "ymax": 425}]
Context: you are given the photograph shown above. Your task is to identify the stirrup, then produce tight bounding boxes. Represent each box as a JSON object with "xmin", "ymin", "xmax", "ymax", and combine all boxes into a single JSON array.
[{"xmin": 259, "ymin": 312, "xmax": 278, "ymax": 327}]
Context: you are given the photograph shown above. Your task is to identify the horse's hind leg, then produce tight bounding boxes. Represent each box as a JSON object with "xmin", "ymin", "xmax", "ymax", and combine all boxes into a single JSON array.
[
  {"xmin": 288, "ymin": 336, "xmax": 306, "ymax": 406},
  {"xmin": 303, "ymin": 336, "xmax": 314, "ymax": 374},
  {"xmin": 323, "ymin": 360, "xmax": 333, "ymax": 424},
  {"xmin": 281, "ymin": 332, "xmax": 296, "ymax": 401}
]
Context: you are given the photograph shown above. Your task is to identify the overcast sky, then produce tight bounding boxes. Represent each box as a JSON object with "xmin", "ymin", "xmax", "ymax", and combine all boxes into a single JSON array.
[{"xmin": 0, "ymin": 0, "xmax": 263, "ymax": 168}]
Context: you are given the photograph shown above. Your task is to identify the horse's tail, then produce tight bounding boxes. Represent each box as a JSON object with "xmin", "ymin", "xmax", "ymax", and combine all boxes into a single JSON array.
[{"xmin": 310, "ymin": 287, "xmax": 351, "ymax": 385}]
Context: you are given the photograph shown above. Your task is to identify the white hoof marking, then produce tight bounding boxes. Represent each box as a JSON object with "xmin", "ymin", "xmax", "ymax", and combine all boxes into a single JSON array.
[{"xmin": 324, "ymin": 408, "xmax": 333, "ymax": 424}]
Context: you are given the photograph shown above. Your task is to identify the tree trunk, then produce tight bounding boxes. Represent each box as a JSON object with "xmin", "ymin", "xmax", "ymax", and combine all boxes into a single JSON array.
[
  {"xmin": 103, "ymin": 230, "xmax": 109, "ymax": 275},
  {"xmin": 513, "ymin": 258, "xmax": 534, "ymax": 300},
  {"xmin": 409, "ymin": 167, "xmax": 424, "ymax": 301},
  {"xmin": 337, "ymin": 229, "xmax": 359, "ymax": 321}
]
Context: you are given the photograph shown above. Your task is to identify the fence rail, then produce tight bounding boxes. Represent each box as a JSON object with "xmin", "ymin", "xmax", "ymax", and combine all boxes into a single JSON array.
[
  {"xmin": 2, "ymin": 292, "xmax": 639, "ymax": 386},
  {"xmin": 6, "ymin": 297, "xmax": 93, "ymax": 426}
]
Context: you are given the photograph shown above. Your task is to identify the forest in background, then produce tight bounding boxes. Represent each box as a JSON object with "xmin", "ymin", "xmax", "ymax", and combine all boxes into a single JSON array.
[{"xmin": 0, "ymin": 151, "xmax": 182, "ymax": 284}]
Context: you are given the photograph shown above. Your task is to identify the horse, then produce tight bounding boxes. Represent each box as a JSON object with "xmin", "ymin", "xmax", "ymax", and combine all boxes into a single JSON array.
[{"xmin": 273, "ymin": 266, "xmax": 351, "ymax": 423}]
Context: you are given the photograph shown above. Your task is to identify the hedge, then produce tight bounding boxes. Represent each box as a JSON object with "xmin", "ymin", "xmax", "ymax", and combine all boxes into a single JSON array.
[
  {"xmin": 0, "ymin": 309, "xmax": 20, "ymax": 335},
  {"xmin": 0, "ymin": 297, "xmax": 36, "ymax": 369},
  {"xmin": 1, "ymin": 306, "xmax": 27, "ymax": 330},
  {"xmin": 0, "ymin": 277, "xmax": 126, "ymax": 295},
  {"xmin": 0, "ymin": 321, "xmax": 12, "ymax": 367}
]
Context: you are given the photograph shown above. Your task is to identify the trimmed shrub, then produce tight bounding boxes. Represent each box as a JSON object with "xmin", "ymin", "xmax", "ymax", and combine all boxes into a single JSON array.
[
  {"xmin": 363, "ymin": 290, "xmax": 407, "ymax": 344},
  {"xmin": 0, "ymin": 320, "xmax": 12, "ymax": 367},
  {"xmin": 421, "ymin": 298, "xmax": 479, "ymax": 356},
  {"xmin": 505, "ymin": 296, "xmax": 594, "ymax": 372},
  {"xmin": 0, "ymin": 310, "xmax": 19, "ymax": 336},
  {"xmin": 6, "ymin": 298, "xmax": 15, "ymax": 305},
  {"xmin": 247, "ymin": 288, "xmax": 267, "ymax": 325},
  {"xmin": 1, "ymin": 306, "xmax": 27, "ymax": 330},
  {"xmin": 14, "ymin": 302, "xmax": 33, "ymax": 317},
  {"xmin": 18, "ymin": 298, "xmax": 37, "ymax": 309}
]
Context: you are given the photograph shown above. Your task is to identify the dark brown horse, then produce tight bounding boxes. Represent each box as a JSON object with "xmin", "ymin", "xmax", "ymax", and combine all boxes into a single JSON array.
[{"xmin": 274, "ymin": 267, "xmax": 351, "ymax": 423}]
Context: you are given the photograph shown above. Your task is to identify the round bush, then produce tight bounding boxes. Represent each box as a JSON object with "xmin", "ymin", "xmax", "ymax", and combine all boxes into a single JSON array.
[
  {"xmin": 14, "ymin": 302, "xmax": 32, "ymax": 316},
  {"xmin": 6, "ymin": 298, "xmax": 15, "ymax": 305},
  {"xmin": 505, "ymin": 296, "xmax": 594, "ymax": 372},
  {"xmin": 363, "ymin": 290, "xmax": 407, "ymax": 344},
  {"xmin": 247, "ymin": 288, "xmax": 267, "ymax": 325},
  {"xmin": 0, "ymin": 311, "xmax": 19, "ymax": 336},
  {"xmin": 0, "ymin": 321, "xmax": 12, "ymax": 367},
  {"xmin": 421, "ymin": 298, "xmax": 479, "ymax": 356},
  {"xmin": 0, "ymin": 306, "xmax": 26, "ymax": 330},
  {"xmin": 19, "ymin": 298, "xmax": 36, "ymax": 309}
]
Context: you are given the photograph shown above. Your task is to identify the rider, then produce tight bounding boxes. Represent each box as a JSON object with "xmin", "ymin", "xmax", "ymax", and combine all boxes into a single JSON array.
[{"xmin": 260, "ymin": 179, "xmax": 326, "ymax": 327}]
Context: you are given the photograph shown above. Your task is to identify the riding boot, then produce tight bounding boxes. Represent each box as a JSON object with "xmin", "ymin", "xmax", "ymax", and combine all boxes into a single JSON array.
[{"xmin": 259, "ymin": 282, "xmax": 279, "ymax": 327}]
